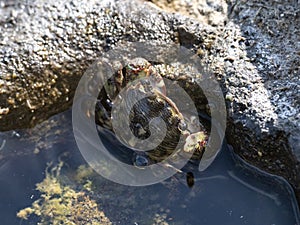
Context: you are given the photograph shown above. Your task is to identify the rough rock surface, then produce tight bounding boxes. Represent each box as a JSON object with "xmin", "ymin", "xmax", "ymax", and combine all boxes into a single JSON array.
[
  {"xmin": 0, "ymin": 0, "xmax": 299, "ymax": 203},
  {"xmin": 222, "ymin": 0, "xmax": 300, "ymax": 201}
]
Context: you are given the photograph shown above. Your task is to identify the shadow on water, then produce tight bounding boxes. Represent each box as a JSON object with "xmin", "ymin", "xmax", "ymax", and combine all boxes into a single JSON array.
[{"xmin": 0, "ymin": 109, "xmax": 299, "ymax": 224}]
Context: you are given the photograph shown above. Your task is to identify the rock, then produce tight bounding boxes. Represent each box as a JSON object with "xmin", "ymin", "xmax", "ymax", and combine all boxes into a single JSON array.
[
  {"xmin": 0, "ymin": 0, "xmax": 299, "ymax": 204},
  {"xmin": 222, "ymin": 0, "xmax": 300, "ymax": 203},
  {"xmin": 151, "ymin": 0, "xmax": 300, "ymax": 203}
]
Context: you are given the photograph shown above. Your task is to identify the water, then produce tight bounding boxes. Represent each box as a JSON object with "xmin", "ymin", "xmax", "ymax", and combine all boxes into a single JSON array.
[{"xmin": 0, "ymin": 109, "xmax": 299, "ymax": 225}]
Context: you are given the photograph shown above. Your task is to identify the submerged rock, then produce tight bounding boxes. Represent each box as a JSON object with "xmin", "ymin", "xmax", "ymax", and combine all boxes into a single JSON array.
[{"xmin": 0, "ymin": 0, "xmax": 299, "ymax": 205}]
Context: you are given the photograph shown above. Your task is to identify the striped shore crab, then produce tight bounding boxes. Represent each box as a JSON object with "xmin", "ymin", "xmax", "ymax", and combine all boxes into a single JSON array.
[{"xmin": 95, "ymin": 58, "xmax": 208, "ymax": 168}]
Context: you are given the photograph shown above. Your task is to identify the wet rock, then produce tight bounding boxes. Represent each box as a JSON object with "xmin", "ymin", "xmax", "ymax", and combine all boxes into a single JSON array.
[
  {"xmin": 151, "ymin": 0, "xmax": 300, "ymax": 204},
  {"xmin": 0, "ymin": 0, "xmax": 299, "ymax": 205},
  {"xmin": 222, "ymin": 0, "xmax": 300, "ymax": 203}
]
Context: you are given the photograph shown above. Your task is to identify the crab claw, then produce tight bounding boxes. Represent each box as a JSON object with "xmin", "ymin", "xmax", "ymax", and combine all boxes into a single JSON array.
[{"xmin": 183, "ymin": 131, "xmax": 207, "ymax": 154}]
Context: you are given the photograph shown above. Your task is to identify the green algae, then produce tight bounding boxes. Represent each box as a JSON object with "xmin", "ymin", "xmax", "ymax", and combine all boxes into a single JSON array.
[
  {"xmin": 17, "ymin": 162, "xmax": 112, "ymax": 225},
  {"xmin": 17, "ymin": 160, "xmax": 179, "ymax": 225}
]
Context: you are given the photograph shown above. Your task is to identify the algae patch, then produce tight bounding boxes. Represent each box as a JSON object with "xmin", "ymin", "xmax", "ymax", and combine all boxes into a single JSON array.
[{"xmin": 17, "ymin": 162, "xmax": 112, "ymax": 225}]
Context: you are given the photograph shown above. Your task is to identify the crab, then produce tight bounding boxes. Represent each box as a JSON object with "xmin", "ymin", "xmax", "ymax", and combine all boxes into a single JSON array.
[{"xmin": 95, "ymin": 58, "xmax": 208, "ymax": 169}]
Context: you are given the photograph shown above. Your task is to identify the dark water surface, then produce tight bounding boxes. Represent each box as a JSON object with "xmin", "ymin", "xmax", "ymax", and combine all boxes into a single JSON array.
[{"xmin": 0, "ymin": 110, "xmax": 299, "ymax": 225}]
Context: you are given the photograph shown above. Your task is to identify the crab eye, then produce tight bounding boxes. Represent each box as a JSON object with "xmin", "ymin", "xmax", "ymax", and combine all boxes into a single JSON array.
[{"xmin": 178, "ymin": 120, "xmax": 187, "ymax": 131}]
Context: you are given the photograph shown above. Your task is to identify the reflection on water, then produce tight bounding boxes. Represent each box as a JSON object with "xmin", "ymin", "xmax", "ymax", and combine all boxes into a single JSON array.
[{"xmin": 0, "ymin": 109, "xmax": 299, "ymax": 225}]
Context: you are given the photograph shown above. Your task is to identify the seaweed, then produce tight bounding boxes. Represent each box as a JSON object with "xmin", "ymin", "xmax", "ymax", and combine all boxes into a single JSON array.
[{"xmin": 17, "ymin": 162, "xmax": 112, "ymax": 225}]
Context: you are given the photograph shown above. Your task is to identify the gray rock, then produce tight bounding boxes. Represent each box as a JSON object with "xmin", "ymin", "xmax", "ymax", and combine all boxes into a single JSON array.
[
  {"xmin": 223, "ymin": 0, "xmax": 300, "ymax": 202},
  {"xmin": 0, "ymin": 0, "xmax": 299, "ymax": 203}
]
